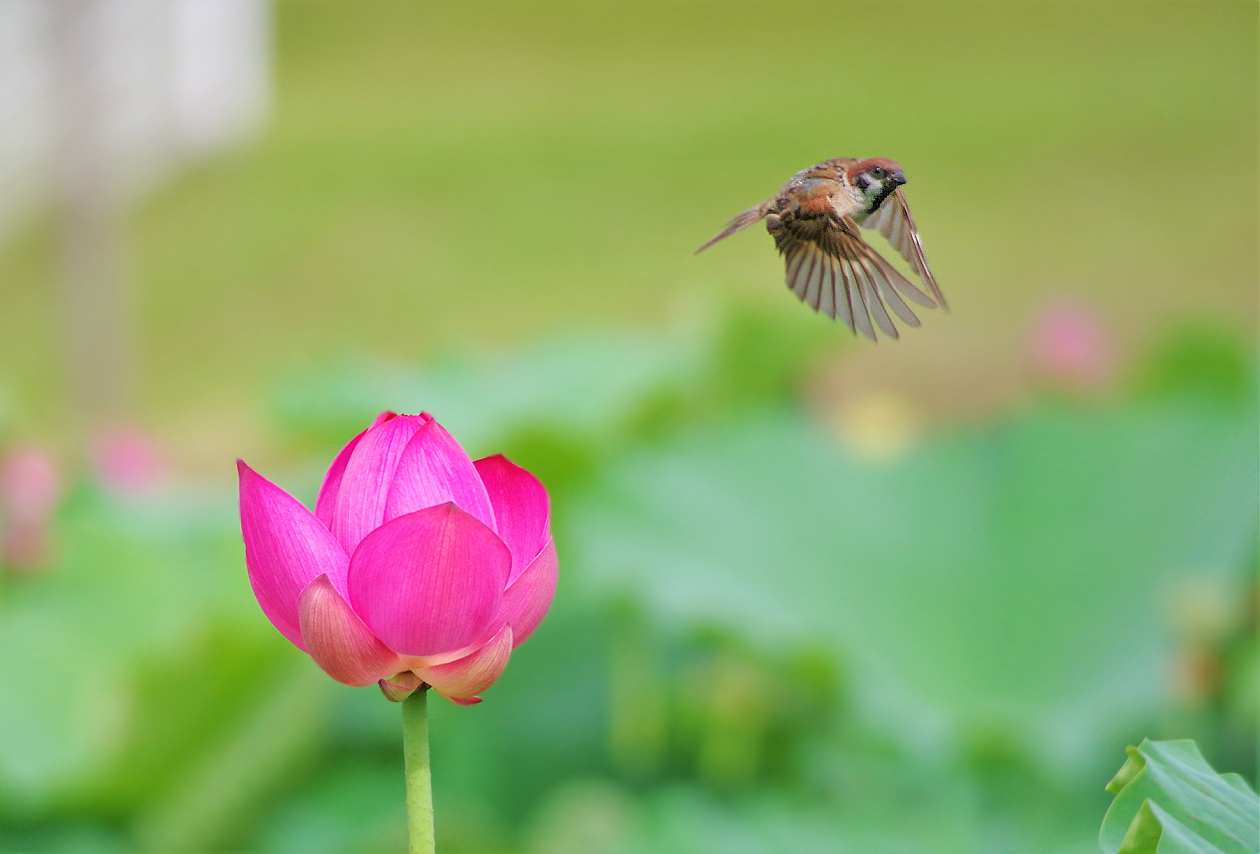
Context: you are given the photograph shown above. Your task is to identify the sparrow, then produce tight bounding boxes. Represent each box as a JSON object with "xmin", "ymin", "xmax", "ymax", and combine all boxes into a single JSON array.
[{"xmin": 696, "ymin": 157, "xmax": 946, "ymax": 341}]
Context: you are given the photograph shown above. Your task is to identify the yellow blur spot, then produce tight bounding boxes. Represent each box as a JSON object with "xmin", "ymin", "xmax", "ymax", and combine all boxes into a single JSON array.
[{"xmin": 832, "ymin": 391, "xmax": 921, "ymax": 462}]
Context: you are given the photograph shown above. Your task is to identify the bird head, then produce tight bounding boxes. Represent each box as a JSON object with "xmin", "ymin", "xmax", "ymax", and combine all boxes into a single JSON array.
[{"xmin": 846, "ymin": 158, "xmax": 906, "ymax": 214}]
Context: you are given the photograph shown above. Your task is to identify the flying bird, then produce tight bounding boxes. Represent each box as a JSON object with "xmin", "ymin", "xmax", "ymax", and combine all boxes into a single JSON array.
[{"xmin": 696, "ymin": 157, "xmax": 946, "ymax": 341}]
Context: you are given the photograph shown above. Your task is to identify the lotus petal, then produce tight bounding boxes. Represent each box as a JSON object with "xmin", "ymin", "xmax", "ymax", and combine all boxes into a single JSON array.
[
  {"xmin": 328, "ymin": 413, "xmax": 430, "ymax": 553},
  {"xmin": 385, "ymin": 418, "xmax": 496, "ymax": 531},
  {"xmin": 368, "ymin": 411, "xmax": 402, "ymax": 429},
  {"xmin": 418, "ymin": 623, "xmax": 513, "ymax": 702},
  {"xmin": 379, "ymin": 672, "xmax": 423, "ymax": 702},
  {"xmin": 238, "ymin": 461, "xmax": 349, "ymax": 650},
  {"xmin": 298, "ymin": 575, "xmax": 402, "ymax": 686},
  {"xmin": 348, "ymin": 503, "xmax": 510, "ymax": 657},
  {"xmin": 443, "ymin": 695, "xmax": 482, "ymax": 706},
  {"xmin": 316, "ymin": 412, "xmax": 402, "ymax": 528},
  {"xmin": 474, "ymin": 455, "xmax": 550, "ymax": 584},
  {"xmin": 496, "ymin": 537, "xmax": 558, "ymax": 648},
  {"xmin": 315, "ymin": 432, "xmax": 365, "ymax": 528}
]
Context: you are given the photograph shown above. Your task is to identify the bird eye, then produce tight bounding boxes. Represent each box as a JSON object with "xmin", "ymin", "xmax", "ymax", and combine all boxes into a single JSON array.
[{"xmin": 869, "ymin": 166, "xmax": 885, "ymax": 178}]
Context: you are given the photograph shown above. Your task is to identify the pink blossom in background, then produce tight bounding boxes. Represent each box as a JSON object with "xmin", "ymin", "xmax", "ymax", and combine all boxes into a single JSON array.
[
  {"xmin": 0, "ymin": 446, "xmax": 63, "ymax": 573},
  {"xmin": 91, "ymin": 426, "xmax": 169, "ymax": 495},
  {"xmin": 1028, "ymin": 300, "xmax": 1118, "ymax": 391},
  {"xmin": 238, "ymin": 412, "xmax": 558, "ymax": 705}
]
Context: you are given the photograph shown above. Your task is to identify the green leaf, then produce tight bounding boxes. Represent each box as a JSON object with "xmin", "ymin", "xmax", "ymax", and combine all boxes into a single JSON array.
[
  {"xmin": 270, "ymin": 330, "xmax": 704, "ymax": 455},
  {"xmin": 0, "ymin": 488, "xmax": 256, "ymax": 808},
  {"xmin": 573, "ymin": 400, "xmax": 1258, "ymax": 763},
  {"xmin": 1100, "ymin": 739, "xmax": 1258, "ymax": 854},
  {"xmin": 132, "ymin": 661, "xmax": 333, "ymax": 851}
]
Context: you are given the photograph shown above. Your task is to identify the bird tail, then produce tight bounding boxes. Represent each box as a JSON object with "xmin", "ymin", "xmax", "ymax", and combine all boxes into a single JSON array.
[{"xmin": 694, "ymin": 205, "xmax": 766, "ymax": 254}]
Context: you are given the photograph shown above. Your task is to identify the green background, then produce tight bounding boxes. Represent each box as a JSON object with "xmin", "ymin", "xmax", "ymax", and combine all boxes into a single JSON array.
[{"xmin": 0, "ymin": 2, "xmax": 1255, "ymax": 852}]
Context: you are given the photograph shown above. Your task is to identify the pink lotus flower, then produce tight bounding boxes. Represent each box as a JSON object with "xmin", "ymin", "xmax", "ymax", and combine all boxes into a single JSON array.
[
  {"xmin": 91, "ymin": 426, "xmax": 168, "ymax": 496},
  {"xmin": 1028, "ymin": 300, "xmax": 1117, "ymax": 391},
  {"xmin": 0, "ymin": 445, "xmax": 63, "ymax": 573},
  {"xmin": 238, "ymin": 412, "xmax": 557, "ymax": 705}
]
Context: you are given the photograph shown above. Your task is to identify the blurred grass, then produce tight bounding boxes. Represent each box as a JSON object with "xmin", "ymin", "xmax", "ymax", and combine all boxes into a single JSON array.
[{"xmin": 0, "ymin": 1, "xmax": 1255, "ymax": 465}]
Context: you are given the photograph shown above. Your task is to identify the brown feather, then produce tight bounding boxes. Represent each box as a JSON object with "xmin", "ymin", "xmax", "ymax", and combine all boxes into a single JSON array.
[
  {"xmin": 698, "ymin": 157, "xmax": 945, "ymax": 340},
  {"xmin": 861, "ymin": 188, "xmax": 946, "ymax": 310},
  {"xmin": 843, "ymin": 254, "xmax": 879, "ymax": 342},
  {"xmin": 695, "ymin": 205, "xmax": 766, "ymax": 254},
  {"xmin": 844, "ymin": 157, "xmax": 903, "ymax": 186}
]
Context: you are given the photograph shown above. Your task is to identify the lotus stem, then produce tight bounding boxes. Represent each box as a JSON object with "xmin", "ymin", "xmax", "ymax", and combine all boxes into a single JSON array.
[{"xmin": 402, "ymin": 687, "xmax": 435, "ymax": 854}]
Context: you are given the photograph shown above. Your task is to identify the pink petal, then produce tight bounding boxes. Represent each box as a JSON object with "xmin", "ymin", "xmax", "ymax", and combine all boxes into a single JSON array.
[
  {"xmin": 498, "ymin": 537, "xmax": 558, "ymax": 648},
  {"xmin": 416, "ymin": 623, "xmax": 513, "ymax": 702},
  {"xmin": 385, "ymin": 419, "xmax": 496, "ymax": 531},
  {"xmin": 474, "ymin": 455, "xmax": 551, "ymax": 584},
  {"xmin": 379, "ymin": 673, "xmax": 423, "ymax": 702},
  {"xmin": 348, "ymin": 503, "xmax": 511, "ymax": 657},
  {"xmin": 298, "ymin": 575, "xmax": 403, "ymax": 686},
  {"xmin": 238, "ymin": 461, "xmax": 350, "ymax": 651},
  {"xmin": 315, "ymin": 412, "xmax": 404, "ymax": 528},
  {"xmin": 369, "ymin": 411, "xmax": 402, "ymax": 429},
  {"xmin": 443, "ymin": 695, "xmax": 482, "ymax": 706},
  {"xmin": 329, "ymin": 414, "xmax": 431, "ymax": 554},
  {"xmin": 315, "ymin": 432, "xmax": 365, "ymax": 529}
]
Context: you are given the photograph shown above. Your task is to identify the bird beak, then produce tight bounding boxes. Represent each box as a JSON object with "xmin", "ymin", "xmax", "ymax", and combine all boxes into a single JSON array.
[{"xmin": 891, "ymin": 170, "xmax": 907, "ymax": 186}]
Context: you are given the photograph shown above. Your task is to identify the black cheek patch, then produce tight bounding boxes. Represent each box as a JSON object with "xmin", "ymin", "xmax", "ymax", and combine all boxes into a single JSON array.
[{"xmin": 868, "ymin": 183, "xmax": 898, "ymax": 213}]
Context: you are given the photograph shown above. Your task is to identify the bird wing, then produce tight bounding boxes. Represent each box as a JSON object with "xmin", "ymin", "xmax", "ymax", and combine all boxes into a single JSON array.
[
  {"xmin": 780, "ymin": 218, "xmax": 937, "ymax": 342},
  {"xmin": 695, "ymin": 204, "xmax": 767, "ymax": 254},
  {"xmin": 859, "ymin": 188, "xmax": 947, "ymax": 310}
]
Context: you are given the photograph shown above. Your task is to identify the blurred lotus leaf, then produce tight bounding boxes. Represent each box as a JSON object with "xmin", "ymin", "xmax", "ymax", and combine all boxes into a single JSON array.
[{"xmin": 572, "ymin": 396, "xmax": 1257, "ymax": 766}]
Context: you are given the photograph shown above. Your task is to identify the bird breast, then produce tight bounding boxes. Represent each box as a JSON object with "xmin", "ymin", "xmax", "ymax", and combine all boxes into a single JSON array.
[
  {"xmin": 778, "ymin": 177, "xmax": 864, "ymax": 222},
  {"xmin": 777, "ymin": 177, "xmax": 840, "ymax": 217}
]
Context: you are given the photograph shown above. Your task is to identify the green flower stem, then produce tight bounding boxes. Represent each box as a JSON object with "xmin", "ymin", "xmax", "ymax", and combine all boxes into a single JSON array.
[{"xmin": 402, "ymin": 688, "xmax": 435, "ymax": 854}]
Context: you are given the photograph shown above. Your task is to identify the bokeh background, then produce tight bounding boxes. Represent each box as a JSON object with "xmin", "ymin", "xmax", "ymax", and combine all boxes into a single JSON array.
[{"xmin": 0, "ymin": 2, "xmax": 1256, "ymax": 852}]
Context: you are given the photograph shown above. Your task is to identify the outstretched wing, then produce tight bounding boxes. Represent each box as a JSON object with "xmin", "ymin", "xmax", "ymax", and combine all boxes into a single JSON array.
[
  {"xmin": 860, "ymin": 188, "xmax": 946, "ymax": 310},
  {"xmin": 779, "ymin": 217, "xmax": 938, "ymax": 342},
  {"xmin": 695, "ymin": 204, "xmax": 767, "ymax": 254}
]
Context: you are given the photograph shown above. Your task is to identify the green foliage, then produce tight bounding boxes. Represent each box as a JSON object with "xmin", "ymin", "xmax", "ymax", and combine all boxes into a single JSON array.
[
  {"xmin": 0, "ymin": 311, "xmax": 1254, "ymax": 852},
  {"xmin": 257, "ymin": 318, "xmax": 1256, "ymax": 852},
  {"xmin": 1100, "ymin": 740, "xmax": 1258, "ymax": 854},
  {"xmin": 1137, "ymin": 327, "xmax": 1258, "ymax": 409},
  {"xmin": 0, "ymin": 486, "xmax": 265, "ymax": 812},
  {"xmin": 270, "ymin": 328, "xmax": 705, "ymax": 456},
  {"xmin": 572, "ymin": 396, "xmax": 1257, "ymax": 764},
  {"xmin": 0, "ymin": 3, "xmax": 1255, "ymax": 848}
]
